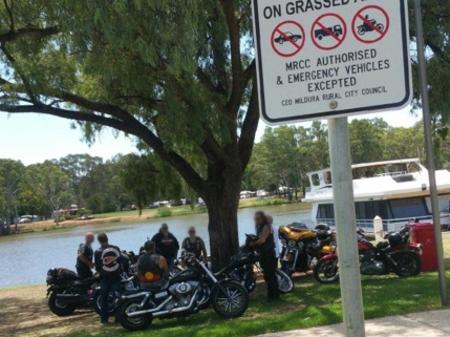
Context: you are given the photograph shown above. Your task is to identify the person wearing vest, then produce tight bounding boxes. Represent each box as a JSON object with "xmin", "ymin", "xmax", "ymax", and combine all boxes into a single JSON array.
[
  {"xmin": 94, "ymin": 233, "xmax": 123, "ymax": 324},
  {"xmin": 249, "ymin": 211, "xmax": 280, "ymax": 301},
  {"xmin": 181, "ymin": 226, "xmax": 208, "ymax": 260},
  {"xmin": 137, "ymin": 240, "xmax": 169, "ymax": 288}
]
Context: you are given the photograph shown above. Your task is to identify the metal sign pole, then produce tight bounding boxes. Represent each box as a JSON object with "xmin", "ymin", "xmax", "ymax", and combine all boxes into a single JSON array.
[
  {"xmin": 414, "ymin": 0, "xmax": 448, "ymax": 306},
  {"xmin": 328, "ymin": 117, "xmax": 366, "ymax": 337}
]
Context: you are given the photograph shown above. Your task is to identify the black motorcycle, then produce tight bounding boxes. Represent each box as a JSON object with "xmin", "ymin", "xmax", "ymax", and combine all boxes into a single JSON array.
[
  {"xmin": 115, "ymin": 254, "xmax": 249, "ymax": 331},
  {"xmin": 47, "ymin": 268, "xmax": 98, "ymax": 316},
  {"xmin": 218, "ymin": 234, "xmax": 293, "ymax": 294},
  {"xmin": 47, "ymin": 268, "xmax": 137, "ymax": 317}
]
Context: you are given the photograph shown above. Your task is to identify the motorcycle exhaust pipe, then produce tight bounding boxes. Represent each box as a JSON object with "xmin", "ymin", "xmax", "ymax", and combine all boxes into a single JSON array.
[
  {"xmin": 55, "ymin": 293, "xmax": 87, "ymax": 304},
  {"xmin": 127, "ymin": 289, "xmax": 199, "ymax": 318}
]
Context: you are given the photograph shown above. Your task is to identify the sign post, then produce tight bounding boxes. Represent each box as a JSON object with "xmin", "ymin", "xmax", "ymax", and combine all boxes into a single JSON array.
[
  {"xmin": 414, "ymin": 0, "xmax": 448, "ymax": 306},
  {"xmin": 328, "ymin": 116, "xmax": 365, "ymax": 336},
  {"xmin": 251, "ymin": 1, "xmax": 412, "ymax": 336}
]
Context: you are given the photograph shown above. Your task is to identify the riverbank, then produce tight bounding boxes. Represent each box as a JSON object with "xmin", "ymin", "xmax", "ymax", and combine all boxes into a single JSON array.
[{"xmin": 10, "ymin": 198, "xmax": 308, "ymax": 236}]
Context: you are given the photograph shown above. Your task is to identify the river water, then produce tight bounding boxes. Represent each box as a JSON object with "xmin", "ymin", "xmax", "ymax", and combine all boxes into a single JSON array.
[{"xmin": 0, "ymin": 205, "xmax": 311, "ymax": 288}]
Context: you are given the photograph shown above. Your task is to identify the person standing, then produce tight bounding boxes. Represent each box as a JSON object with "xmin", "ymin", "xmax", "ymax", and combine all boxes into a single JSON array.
[
  {"xmin": 266, "ymin": 215, "xmax": 281, "ymax": 259},
  {"xmin": 76, "ymin": 232, "xmax": 95, "ymax": 279},
  {"xmin": 181, "ymin": 226, "xmax": 208, "ymax": 260},
  {"xmin": 250, "ymin": 211, "xmax": 279, "ymax": 301},
  {"xmin": 94, "ymin": 233, "xmax": 123, "ymax": 324},
  {"xmin": 137, "ymin": 240, "xmax": 169, "ymax": 288},
  {"xmin": 151, "ymin": 223, "xmax": 179, "ymax": 267}
]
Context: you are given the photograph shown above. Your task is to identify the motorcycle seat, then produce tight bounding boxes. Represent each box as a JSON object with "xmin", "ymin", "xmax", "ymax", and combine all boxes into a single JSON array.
[
  {"xmin": 287, "ymin": 226, "xmax": 310, "ymax": 233},
  {"xmin": 140, "ymin": 280, "xmax": 169, "ymax": 291}
]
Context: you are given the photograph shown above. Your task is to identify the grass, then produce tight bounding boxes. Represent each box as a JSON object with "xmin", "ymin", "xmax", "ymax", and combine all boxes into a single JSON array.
[
  {"xmin": 63, "ymin": 272, "xmax": 449, "ymax": 337},
  {"xmin": 60, "ymin": 232, "xmax": 450, "ymax": 337}
]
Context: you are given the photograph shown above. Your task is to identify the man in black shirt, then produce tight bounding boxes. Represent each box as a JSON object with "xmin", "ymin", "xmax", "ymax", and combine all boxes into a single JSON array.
[
  {"xmin": 94, "ymin": 233, "xmax": 123, "ymax": 324},
  {"xmin": 76, "ymin": 232, "xmax": 94, "ymax": 279},
  {"xmin": 250, "ymin": 211, "xmax": 279, "ymax": 301},
  {"xmin": 151, "ymin": 223, "xmax": 179, "ymax": 267},
  {"xmin": 181, "ymin": 226, "xmax": 207, "ymax": 260}
]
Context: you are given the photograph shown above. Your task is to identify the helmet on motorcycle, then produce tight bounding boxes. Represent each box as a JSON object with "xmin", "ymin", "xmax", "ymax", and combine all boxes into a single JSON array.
[{"xmin": 388, "ymin": 233, "xmax": 403, "ymax": 247}]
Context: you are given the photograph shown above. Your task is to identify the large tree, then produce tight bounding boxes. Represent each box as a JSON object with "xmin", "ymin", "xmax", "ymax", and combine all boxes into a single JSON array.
[{"xmin": 0, "ymin": 1, "xmax": 257, "ymax": 267}]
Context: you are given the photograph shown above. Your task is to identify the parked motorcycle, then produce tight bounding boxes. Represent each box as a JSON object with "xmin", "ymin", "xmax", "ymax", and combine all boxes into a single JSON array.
[
  {"xmin": 279, "ymin": 223, "xmax": 336, "ymax": 277},
  {"xmin": 115, "ymin": 253, "xmax": 249, "ymax": 331},
  {"xmin": 314, "ymin": 226, "xmax": 422, "ymax": 284},
  {"xmin": 357, "ymin": 15, "xmax": 385, "ymax": 35},
  {"xmin": 217, "ymin": 234, "xmax": 293, "ymax": 294},
  {"xmin": 47, "ymin": 268, "xmax": 98, "ymax": 316}
]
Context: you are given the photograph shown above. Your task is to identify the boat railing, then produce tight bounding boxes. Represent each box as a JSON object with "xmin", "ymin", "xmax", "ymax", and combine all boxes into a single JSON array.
[
  {"xmin": 375, "ymin": 170, "xmax": 408, "ymax": 177},
  {"xmin": 317, "ymin": 213, "xmax": 450, "ymax": 232}
]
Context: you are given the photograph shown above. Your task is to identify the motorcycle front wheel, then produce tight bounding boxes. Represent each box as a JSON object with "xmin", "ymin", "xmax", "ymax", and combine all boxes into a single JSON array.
[
  {"xmin": 48, "ymin": 292, "xmax": 76, "ymax": 316},
  {"xmin": 313, "ymin": 259, "xmax": 339, "ymax": 284},
  {"xmin": 391, "ymin": 251, "xmax": 421, "ymax": 277},
  {"xmin": 212, "ymin": 281, "xmax": 249, "ymax": 319},
  {"xmin": 275, "ymin": 269, "xmax": 294, "ymax": 293},
  {"xmin": 116, "ymin": 299, "xmax": 152, "ymax": 331}
]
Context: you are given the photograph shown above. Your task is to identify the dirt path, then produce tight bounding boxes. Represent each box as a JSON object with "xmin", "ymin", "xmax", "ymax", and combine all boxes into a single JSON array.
[{"xmin": 0, "ymin": 285, "xmax": 112, "ymax": 337}]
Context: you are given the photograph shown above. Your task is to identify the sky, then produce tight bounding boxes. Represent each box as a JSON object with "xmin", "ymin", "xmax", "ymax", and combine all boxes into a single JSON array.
[{"xmin": 0, "ymin": 107, "xmax": 421, "ymax": 165}]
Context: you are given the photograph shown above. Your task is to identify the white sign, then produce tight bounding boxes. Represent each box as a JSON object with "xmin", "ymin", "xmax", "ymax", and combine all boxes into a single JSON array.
[{"xmin": 252, "ymin": 0, "xmax": 412, "ymax": 123}]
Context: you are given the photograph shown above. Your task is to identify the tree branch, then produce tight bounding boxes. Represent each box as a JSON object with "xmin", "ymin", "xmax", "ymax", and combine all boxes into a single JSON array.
[
  {"xmin": 0, "ymin": 101, "xmax": 207, "ymax": 195},
  {"xmin": 0, "ymin": 26, "xmax": 58, "ymax": 44}
]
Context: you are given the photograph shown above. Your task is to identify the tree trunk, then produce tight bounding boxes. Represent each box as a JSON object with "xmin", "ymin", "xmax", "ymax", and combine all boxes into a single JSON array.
[{"xmin": 204, "ymin": 168, "xmax": 242, "ymax": 270}]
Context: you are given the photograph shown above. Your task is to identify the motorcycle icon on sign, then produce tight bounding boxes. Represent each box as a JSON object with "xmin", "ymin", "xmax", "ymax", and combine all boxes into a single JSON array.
[
  {"xmin": 274, "ymin": 31, "xmax": 302, "ymax": 45},
  {"xmin": 357, "ymin": 15, "xmax": 385, "ymax": 35}
]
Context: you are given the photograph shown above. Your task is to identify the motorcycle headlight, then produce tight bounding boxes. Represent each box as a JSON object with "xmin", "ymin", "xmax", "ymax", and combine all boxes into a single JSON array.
[{"xmin": 288, "ymin": 240, "xmax": 297, "ymax": 248}]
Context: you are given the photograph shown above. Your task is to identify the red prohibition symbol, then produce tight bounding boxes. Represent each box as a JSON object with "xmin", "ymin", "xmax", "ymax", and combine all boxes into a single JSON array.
[
  {"xmin": 271, "ymin": 20, "xmax": 306, "ymax": 58},
  {"xmin": 352, "ymin": 5, "xmax": 390, "ymax": 44},
  {"xmin": 311, "ymin": 13, "xmax": 347, "ymax": 51}
]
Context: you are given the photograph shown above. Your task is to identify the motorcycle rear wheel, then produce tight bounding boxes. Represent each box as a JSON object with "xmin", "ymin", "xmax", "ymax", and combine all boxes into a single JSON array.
[
  {"xmin": 275, "ymin": 269, "xmax": 294, "ymax": 293},
  {"xmin": 93, "ymin": 291, "xmax": 116, "ymax": 316},
  {"xmin": 116, "ymin": 299, "xmax": 152, "ymax": 331},
  {"xmin": 391, "ymin": 251, "xmax": 421, "ymax": 277},
  {"xmin": 212, "ymin": 281, "xmax": 249, "ymax": 319},
  {"xmin": 48, "ymin": 292, "xmax": 76, "ymax": 316},
  {"xmin": 313, "ymin": 259, "xmax": 339, "ymax": 284}
]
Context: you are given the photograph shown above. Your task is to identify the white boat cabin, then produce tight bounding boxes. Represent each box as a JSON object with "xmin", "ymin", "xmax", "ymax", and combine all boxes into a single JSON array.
[{"xmin": 303, "ymin": 158, "xmax": 450, "ymax": 232}]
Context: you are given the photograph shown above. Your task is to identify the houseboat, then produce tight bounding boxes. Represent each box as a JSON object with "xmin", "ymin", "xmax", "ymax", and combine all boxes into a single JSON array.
[{"xmin": 303, "ymin": 158, "xmax": 450, "ymax": 232}]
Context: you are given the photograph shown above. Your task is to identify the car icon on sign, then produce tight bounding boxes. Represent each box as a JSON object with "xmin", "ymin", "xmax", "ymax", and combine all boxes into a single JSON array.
[{"xmin": 274, "ymin": 31, "xmax": 302, "ymax": 44}]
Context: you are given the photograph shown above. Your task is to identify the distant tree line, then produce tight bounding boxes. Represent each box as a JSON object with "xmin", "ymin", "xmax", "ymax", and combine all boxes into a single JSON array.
[
  {"xmin": 1, "ymin": 118, "xmax": 449, "ymax": 223},
  {"xmin": 0, "ymin": 153, "xmax": 189, "ymax": 223},
  {"xmin": 243, "ymin": 118, "xmax": 450, "ymax": 195}
]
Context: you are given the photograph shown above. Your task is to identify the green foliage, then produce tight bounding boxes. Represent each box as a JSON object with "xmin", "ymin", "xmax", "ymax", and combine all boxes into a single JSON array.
[
  {"xmin": 157, "ymin": 207, "xmax": 172, "ymax": 218},
  {"xmin": 0, "ymin": 159, "xmax": 24, "ymax": 221},
  {"xmin": 18, "ymin": 161, "xmax": 72, "ymax": 216},
  {"xmin": 247, "ymin": 122, "xmax": 329, "ymax": 192},
  {"xmin": 246, "ymin": 118, "xmax": 447, "ymax": 192},
  {"xmin": 349, "ymin": 118, "xmax": 388, "ymax": 163}
]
